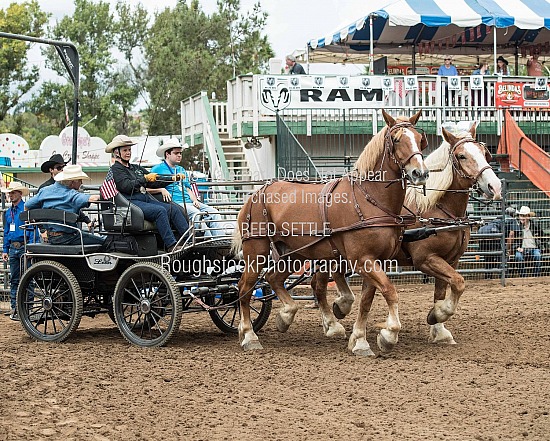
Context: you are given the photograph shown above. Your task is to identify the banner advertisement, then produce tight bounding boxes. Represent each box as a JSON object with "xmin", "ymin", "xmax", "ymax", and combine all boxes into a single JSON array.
[
  {"xmin": 495, "ymin": 81, "xmax": 550, "ymax": 108},
  {"xmin": 258, "ymin": 75, "xmax": 393, "ymax": 113}
]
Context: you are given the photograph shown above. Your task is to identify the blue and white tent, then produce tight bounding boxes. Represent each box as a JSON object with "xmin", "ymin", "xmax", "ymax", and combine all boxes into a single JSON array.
[{"xmin": 307, "ymin": 0, "xmax": 550, "ymax": 64}]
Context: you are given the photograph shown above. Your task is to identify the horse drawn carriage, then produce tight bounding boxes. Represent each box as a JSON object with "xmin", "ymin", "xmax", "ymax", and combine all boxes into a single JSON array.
[{"xmin": 15, "ymin": 191, "xmax": 273, "ymax": 348}]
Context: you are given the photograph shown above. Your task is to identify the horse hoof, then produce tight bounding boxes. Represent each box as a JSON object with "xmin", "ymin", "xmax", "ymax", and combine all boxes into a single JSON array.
[
  {"xmin": 241, "ymin": 340, "xmax": 263, "ymax": 351},
  {"xmin": 377, "ymin": 331, "xmax": 396, "ymax": 353},
  {"xmin": 326, "ymin": 323, "xmax": 346, "ymax": 338},
  {"xmin": 275, "ymin": 315, "xmax": 291, "ymax": 333},
  {"xmin": 353, "ymin": 346, "xmax": 377, "ymax": 358},
  {"xmin": 333, "ymin": 303, "xmax": 346, "ymax": 320},
  {"xmin": 426, "ymin": 308, "xmax": 438, "ymax": 326}
]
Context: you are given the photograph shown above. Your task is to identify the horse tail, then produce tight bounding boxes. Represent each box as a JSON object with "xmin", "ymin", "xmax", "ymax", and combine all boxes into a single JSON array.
[{"xmin": 231, "ymin": 227, "xmax": 242, "ymax": 256}]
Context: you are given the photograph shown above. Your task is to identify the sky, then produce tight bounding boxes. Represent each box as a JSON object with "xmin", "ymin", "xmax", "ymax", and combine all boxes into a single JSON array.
[{"xmin": 0, "ymin": 0, "xmax": 392, "ymax": 75}]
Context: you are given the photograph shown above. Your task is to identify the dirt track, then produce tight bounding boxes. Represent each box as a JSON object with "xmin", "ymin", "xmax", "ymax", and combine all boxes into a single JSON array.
[{"xmin": 1, "ymin": 277, "xmax": 549, "ymax": 440}]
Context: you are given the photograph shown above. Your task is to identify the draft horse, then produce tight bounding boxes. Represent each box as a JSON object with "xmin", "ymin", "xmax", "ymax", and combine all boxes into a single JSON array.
[
  {"xmin": 232, "ymin": 110, "xmax": 429, "ymax": 353},
  {"xmin": 314, "ymin": 123, "xmax": 502, "ymax": 352}
]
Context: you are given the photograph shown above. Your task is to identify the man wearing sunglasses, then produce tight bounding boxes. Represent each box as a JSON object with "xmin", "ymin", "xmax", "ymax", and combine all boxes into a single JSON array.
[{"xmin": 39, "ymin": 154, "xmax": 69, "ymax": 189}]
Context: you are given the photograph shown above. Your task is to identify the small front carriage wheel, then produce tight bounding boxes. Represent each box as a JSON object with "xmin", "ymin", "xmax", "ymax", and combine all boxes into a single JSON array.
[
  {"xmin": 113, "ymin": 262, "xmax": 182, "ymax": 347},
  {"xmin": 16, "ymin": 260, "xmax": 83, "ymax": 343}
]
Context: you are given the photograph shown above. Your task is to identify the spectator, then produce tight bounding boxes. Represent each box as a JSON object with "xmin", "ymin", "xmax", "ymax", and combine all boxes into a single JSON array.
[
  {"xmin": 472, "ymin": 62, "xmax": 491, "ymax": 76},
  {"xmin": 151, "ymin": 139, "xmax": 227, "ymax": 237},
  {"xmin": 105, "ymin": 135, "xmax": 189, "ymax": 252},
  {"xmin": 526, "ymin": 52, "xmax": 543, "ymax": 76},
  {"xmin": 285, "ymin": 54, "xmax": 306, "ymax": 75},
  {"xmin": 438, "ymin": 55, "xmax": 458, "ymax": 105},
  {"xmin": 39, "ymin": 154, "xmax": 69, "ymax": 189},
  {"xmin": 2, "ymin": 182, "xmax": 36, "ymax": 320},
  {"xmin": 25, "ymin": 165, "xmax": 106, "ymax": 247},
  {"xmin": 495, "ymin": 56, "xmax": 510, "ymax": 76},
  {"xmin": 514, "ymin": 206, "xmax": 542, "ymax": 277}
]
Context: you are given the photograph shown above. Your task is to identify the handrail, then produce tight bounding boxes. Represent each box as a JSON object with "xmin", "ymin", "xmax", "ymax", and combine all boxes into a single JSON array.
[{"xmin": 200, "ymin": 91, "xmax": 229, "ymax": 181}]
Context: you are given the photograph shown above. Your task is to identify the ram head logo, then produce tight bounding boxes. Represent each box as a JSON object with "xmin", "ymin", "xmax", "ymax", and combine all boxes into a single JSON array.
[
  {"xmin": 383, "ymin": 79, "xmax": 392, "ymax": 87},
  {"xmin": 407, "ymin": 78, "xmax": 415, "ymax": 86},
  {"xmin": 314, "ymin": 76, "xmax": 323, "ymax": 86},
  {"xmin": 362, "ymin": 78, "xmax": 370, "ymax": 87},
  {"xmin": 290, "ymin": 77, "xmax": 299, "ymax": 87},
  {"xmin": 267, "ymin": 77, "xmax": 275, "ymax": 86},
  {"xmin": 450, "ymin": 78, "xmax": 458, "ymax": 87}
]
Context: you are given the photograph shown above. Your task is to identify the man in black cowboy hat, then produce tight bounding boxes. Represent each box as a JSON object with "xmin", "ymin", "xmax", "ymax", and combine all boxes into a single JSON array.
[{"xmin": 39, "ymin": 154, "xmax": 69, "ymax": 189}]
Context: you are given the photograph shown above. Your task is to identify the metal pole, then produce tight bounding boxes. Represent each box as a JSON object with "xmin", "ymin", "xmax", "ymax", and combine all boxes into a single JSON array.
[
  {"xmin": 500, "ymin": 179, "xmax": 507, "ymax": 286},
  {"xmin": 0, "ymin": 32, "xmax": 80, "ymax": 165},
  {"xmin": 493, "ymin": 26, "xmax": 497, "ymax": 74},
  {"xmin": 369, "ymin": 14, "xmax": 374, "ymax": 74}
]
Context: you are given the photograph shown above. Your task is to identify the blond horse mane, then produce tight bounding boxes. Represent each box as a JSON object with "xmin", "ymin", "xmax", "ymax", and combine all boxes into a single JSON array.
[
  {"xmin": 353, "ymin": 116, "xmax": 409, "ymax": 173},
  {"xmin": 405, "ymin": 130, "xmax": 471, "ymax": 212}
]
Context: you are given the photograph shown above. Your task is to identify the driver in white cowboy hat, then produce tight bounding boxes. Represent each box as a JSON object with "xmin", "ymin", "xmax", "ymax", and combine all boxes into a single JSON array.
[
  {"xmin": 514, "ymin": 205, "xmax": 542, "ymax": 277},
  {"xmin": 151, "ymin": 139, "xmax": 227, "ymax": 237},
  {"xmin": 2, "ymin": 182, "xmax": 37, "ymax": 320},
  {"xmin": 105, "ymin": 134, "xmax": 189, "ymax": 252},
  {"xmin": 25, "ymin": 164, "xmax": 107, "ymax": 247}
]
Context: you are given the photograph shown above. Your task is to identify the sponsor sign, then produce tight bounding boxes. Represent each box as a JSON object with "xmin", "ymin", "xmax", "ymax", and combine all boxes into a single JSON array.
[
  {"xmin": 495, "ymin": 82, "xmax": 550, "ymax": 108},
  {"xmin": 258, "ymin": 75, "xmax": 389, "ymax": 113}
]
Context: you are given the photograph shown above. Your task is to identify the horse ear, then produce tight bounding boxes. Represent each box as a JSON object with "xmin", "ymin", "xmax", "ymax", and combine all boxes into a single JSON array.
[
  {"xmin": 382, "ymin": 109, "xmax": 396, "ymax": 127},
  {"xmin": 409, "ymin": 110, "xmax": 422, "ymax": 125},
  {"xmin": 469, "ymin": 121, "xmax": 478, "ymax": 138},
  {"xmin": 442, "ymin": 127, "xmax": 457, "ymax": 146}
]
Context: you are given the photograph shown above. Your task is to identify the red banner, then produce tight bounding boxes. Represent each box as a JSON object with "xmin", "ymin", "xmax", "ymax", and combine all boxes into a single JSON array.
[{"xmin": 495, "ymin": 82, "xmax": 550, "ymax": 108}]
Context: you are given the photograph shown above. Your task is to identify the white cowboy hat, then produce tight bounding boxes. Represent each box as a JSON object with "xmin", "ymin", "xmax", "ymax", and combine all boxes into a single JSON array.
[
  {"xmin": 516, "ymin": 206, "xmax": 535, "ymax": 217},
  {"xmin": 105, "ymin": 134, "xmax": 139, "ymax": 153},
  {"xmin": 54, "ymin": 164, "xmax": 90, "ymax": 181},
  {"xmin": 156, "ymin": 139, "xmax": 189, "ymax": 158},
  {"xmin": 1, "ymin": 181, "xmax": 30, "ymax": 196}
]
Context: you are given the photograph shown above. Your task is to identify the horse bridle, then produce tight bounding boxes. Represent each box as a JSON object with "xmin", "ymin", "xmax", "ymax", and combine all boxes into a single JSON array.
[
  {"xmin": 430, "ymin": 137, "xmax": 492, "ymax": 182},
  {"xmin": 384, "ymin": 122, "xmax": 426, "ymax": 171},
  {"xmin": 449, "ymin": 137, "xmax": 492, "ymax": 181}
]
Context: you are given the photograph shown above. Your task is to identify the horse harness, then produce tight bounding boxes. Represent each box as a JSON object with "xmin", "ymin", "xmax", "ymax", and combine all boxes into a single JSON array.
[{"xmin": 241, "ymin": 122, "xmax": 422, "ymax": 261}]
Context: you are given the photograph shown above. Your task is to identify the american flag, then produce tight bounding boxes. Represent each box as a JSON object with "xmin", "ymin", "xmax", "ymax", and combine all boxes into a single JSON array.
[{"xmin": 100, "ymin": 167, "xmax": 119, "ymax": 199}]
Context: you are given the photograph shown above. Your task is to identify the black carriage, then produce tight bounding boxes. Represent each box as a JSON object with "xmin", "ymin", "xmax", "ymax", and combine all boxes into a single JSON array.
[{"xmin": 16, "ymin": 198, "xmax": 273, "ymax": 347}]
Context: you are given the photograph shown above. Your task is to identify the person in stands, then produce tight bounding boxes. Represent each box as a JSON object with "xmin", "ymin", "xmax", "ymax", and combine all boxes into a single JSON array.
[
  {"xmin": 438, "ymin": 55, "xmax": 459, "ymax": 105},
  {"xmin": 526, "ymin": 51, "xmax": 544, "ymax": 76},
  {"xmin": 495, "ymin": 56, "xmax": 510, "ymax": 76},
  {"xmin": 285, "ymin": 54, "xmax": 305, "ymax": 75}
]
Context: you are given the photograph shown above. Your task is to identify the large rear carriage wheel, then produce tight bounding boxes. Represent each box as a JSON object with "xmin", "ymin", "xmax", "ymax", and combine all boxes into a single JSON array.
[
  {"xmin": 208, "ymin": 285, "xmax": 272, "ymax": 334},
  {"xmin": 113, "ymin": 262, "xmax": 182, "ymax": 347},
  {"xmin": 16, "ymin": 260, "xmax": 83, "ymax": 342}
]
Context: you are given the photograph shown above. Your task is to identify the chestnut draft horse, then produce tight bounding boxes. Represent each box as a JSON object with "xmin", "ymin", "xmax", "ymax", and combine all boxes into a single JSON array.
[
  {"xmin": 232, "ymin": 110, "xmax": 429, "ymax": 353},
  {"xmin": 313, "ymin": 123, "xmax": 502, "ymax": 354}
]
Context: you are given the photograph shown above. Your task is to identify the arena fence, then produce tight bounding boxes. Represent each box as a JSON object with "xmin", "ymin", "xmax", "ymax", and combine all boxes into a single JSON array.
[{"xmin": 1, "ymin": 180, "xmax": 548, "ymax": 311}]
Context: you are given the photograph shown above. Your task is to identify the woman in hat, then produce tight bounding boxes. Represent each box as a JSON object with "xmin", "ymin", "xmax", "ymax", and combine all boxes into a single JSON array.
[
  {"xmin": 2, "ymin": 182, "xmax": 37, "ymax": 320},
  {"xmin": 25, "ymin": 165, "xmax": 106, "ymax": 247},
  {"xmin": 514, "ymin": 206, "xmax": 542, "ymax": 277},
  {"xmin": 105, "ymin": 135, "xmax": 189, "ymax": 252},
  {"xmin": 39, "ymin": 154, "xmax": 69, "ymax": 189},
  {"xmin": 496, "ymin": 56, "xmax": 510, "ymax": 76}
]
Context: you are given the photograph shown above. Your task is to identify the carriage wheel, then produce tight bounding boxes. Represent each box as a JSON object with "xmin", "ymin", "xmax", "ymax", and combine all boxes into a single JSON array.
[
  {"xmin": 16, "ymin": 260, "xmax": 83, "ymax": 343},
  {"xmin": 113, "ymin": 262, "xmax": 182, "ymax": 347},
  {"xmin": 208, "ymin": 285, "xmax": 272, "ymax": 334}
]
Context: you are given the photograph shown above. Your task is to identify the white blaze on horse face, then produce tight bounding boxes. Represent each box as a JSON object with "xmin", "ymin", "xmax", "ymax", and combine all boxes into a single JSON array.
[
  {"xmin": 464, "ymin": 142, "xmax": 502, "ymax": 200},
  {"xmin": 402, "ymin": 128, "xmax": 428, "ymax": 185}
]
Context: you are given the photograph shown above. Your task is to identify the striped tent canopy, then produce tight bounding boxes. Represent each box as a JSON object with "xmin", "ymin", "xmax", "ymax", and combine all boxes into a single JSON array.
[{"xmin": 307, "ymin": 0, "xmax": 550, "ymax": 64}]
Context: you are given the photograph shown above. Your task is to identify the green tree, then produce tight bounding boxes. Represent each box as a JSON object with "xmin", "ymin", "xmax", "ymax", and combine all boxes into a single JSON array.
[
  {"xmin": 0, "ymin": 0, "xmax": 48, "ymax": 120},
  {"xmin": 144, "ymin": 0, "xmax": 273, "ymax": 134},
  {"xmin": 31, "ymin": 0, "xmax": 148, "ymax": 141}
]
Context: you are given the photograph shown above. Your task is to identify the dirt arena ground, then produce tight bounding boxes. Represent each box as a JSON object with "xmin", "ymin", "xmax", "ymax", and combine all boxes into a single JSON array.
[{"xmin": 1, "ymin": 277, "xmax": 549, "ymax": 441}]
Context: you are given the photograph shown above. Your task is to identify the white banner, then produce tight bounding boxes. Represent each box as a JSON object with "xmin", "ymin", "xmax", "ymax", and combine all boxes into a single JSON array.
[
  {"xmin": 470, "ymin": 75, "xmax": 484, "ymax": 90},
  {"xmin": 258, "ymin": 75, "xmax": 392, "ymax": 113}
]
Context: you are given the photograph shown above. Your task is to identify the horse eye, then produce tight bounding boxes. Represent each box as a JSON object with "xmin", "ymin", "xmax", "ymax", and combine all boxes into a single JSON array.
[{"xmin": 458, "ymin": 154, "xmax": 467, "ymax": 160}]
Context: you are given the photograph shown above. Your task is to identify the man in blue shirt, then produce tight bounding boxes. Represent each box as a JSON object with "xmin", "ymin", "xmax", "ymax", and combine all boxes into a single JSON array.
[
  {"xmin": 2, "ymin": 182, "xmax": 36, "ymax": 320},
  {"xmin": 25, "ymin": 165, "xmax": 106, "ymax": 246},
  {"xmin": 438, "ymin": 56, "xmax": 459, "ymax": 106},
  {"xmin": 151, "ymin": 139, "xmax": 227, "ymax": 237}
]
